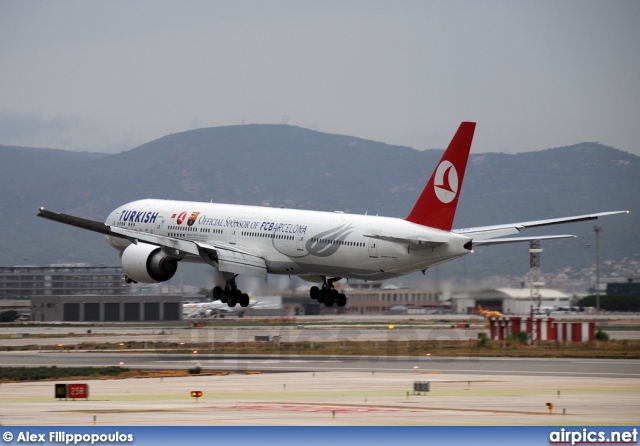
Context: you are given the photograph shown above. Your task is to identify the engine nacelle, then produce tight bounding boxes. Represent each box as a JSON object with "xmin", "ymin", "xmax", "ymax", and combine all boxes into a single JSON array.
[{"xmin": 121, "ymin": 242, "xmax": 178, "ymax": 283}]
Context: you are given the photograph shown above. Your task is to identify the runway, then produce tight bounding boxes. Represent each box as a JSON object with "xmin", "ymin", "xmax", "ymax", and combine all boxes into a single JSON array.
[
  {"xmin": 0, "ymin": 367, "xmax": 638, "ymax": 426},
  {"xmin": 1, "ymin": 320, "xmax": 639, "ymax": 425},
  {"xmin": 2, "ymin": 323, "xmax": 639, "ymax": 348},
  {"xmin": 0, "ymin": 325, "xmax": 487, "ymax": 347},
  {"xmin": 2, "ymin": 351, "xmax": 639, "ymax": 378}
]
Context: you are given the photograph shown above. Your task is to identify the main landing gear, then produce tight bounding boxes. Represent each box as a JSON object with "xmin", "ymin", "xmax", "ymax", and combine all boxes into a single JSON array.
[
  {"xmin": 213, "ymin": 277, "xmax": 250, "ymax": 308},
  {"xmin": 309, "ymin": 277, "xmax": 347, "ymax": 307}
]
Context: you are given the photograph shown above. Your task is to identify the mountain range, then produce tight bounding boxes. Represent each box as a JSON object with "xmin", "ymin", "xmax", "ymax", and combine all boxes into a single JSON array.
[{"xmin": 1, "ymin": 124, "xmax": 638, "ymax": 286}]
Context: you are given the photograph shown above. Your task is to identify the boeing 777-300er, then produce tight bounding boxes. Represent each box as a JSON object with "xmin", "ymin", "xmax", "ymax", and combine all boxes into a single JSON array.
[{"xmin": 37, "ymin": 122, "xmax": 628, "ymax": 308}]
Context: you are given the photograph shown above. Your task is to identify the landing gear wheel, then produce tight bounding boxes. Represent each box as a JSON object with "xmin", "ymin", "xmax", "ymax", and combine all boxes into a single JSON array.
[
  {"xmin": 213, "ymin": 286, "xmax": 223, "ymax": 301},
  {"xmin": 310, "ymin": 277, "xmax": 347, "ymax": 308},
  {"xmin": 221, "ymin": 277, "xmax": 249, "ymax": 308},
  {"xmin": 324, "ymin": 290, "xmax": 335, "ymax": 307}
]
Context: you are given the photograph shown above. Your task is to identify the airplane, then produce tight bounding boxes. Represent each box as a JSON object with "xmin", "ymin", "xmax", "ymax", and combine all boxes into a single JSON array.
[
  {"xmin": 183, "ymin": 295, "xmax": 280, "ymax": 318},
  {"xmin": 37, "ymin": 122, "xmax": 628, "ymax": 308},
  {"xmin": 477, "ymin": 304, "xmax": 503, "ymax": 318},
  {"xmin": 183, "ymin": 300, "xmax": 254, "ymax": 318},
  {"xmin": 182, "ymin": 301, "xmax": 251, "ymax": 319}
]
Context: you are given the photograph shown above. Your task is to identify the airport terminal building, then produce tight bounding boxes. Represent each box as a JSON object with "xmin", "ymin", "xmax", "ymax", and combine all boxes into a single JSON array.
[
  {"xmin": 344, "ymin": 282, "xmax": 442, "ymax": 315},
  {"xmin": 0, "ymin": 264, "xmax": 183, "ymax": 322},
  {"xmin": 0, "ymin": 264, "xmax": 129, "ymax": 299}
]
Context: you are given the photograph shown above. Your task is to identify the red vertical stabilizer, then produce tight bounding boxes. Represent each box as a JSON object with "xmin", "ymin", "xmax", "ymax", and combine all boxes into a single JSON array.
[{"xmin": 405, "ymin": 122, "xmax": 476, "ymax": 230}]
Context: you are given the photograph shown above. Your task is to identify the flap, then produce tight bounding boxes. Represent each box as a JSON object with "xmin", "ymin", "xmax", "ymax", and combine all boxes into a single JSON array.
[{"xmin": 213, "ymin": 247, "xmax": 268, "ymax": 279}]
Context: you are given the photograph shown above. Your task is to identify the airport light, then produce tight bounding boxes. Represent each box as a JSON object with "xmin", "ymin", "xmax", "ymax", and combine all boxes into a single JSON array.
[
  {"xmin": 191, "ymin": 390, "xmax": 203, "ymax": 402},
  {"xmin": 388, "ymin": 325, "xmax": 394, "ymax": 330},
  {"xmin": 594, "ymin": 226, "xmax": 603, "ymax": 312}
]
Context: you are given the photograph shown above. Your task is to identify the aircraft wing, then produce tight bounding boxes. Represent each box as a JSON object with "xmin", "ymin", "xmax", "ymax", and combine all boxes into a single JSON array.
[
  {"xmin": 37, "ymin": 207, "xmax": 112, "ymax": 235},
  {"xmin": 110, "ymin": 226, "xmax": 201, "ymax": 256},
  {"xmin": 454, "ymin": 210, "xmax": 628, "ymax": 245},
  {"xmin": 37, "ymin": 207, "xmax": 267, "ymax": 279}
]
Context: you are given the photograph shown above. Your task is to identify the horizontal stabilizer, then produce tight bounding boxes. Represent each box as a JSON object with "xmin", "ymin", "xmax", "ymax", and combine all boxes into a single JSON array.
[
  {"xmin": 473, "ymin": 235, "xmax": 576, "ymax": 246},
  {"xmin": 455, "ymin": 210, "xmax": 629, "ymax": 241}
]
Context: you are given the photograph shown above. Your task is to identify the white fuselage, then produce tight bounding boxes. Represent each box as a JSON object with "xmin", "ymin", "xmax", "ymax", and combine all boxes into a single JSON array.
[{"xmin": 104, "ymin": 199, "xmax": 471, "ymax": 281}]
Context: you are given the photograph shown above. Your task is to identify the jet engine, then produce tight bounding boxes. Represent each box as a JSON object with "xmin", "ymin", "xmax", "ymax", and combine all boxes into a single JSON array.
[{"xmin": 121, "ymin": 242, "xmax": 178, "ymax": 283}]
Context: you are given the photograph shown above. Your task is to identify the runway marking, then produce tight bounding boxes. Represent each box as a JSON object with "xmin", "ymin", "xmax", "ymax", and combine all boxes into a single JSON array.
[
  {"xmin": 155, "ymin": 359, "xmax": 342, "ymax": 364},
  {"xmin": 180, "ymin": 364, "xmax": 640, "ymax": 378},
  {"xmin": 212, "ymin": 403, "xmax": 550, "ymax": 416},
  {"xmin": 571, "ymin": 360, "xmax": 640, "ymax": 364},
  {"xmin": 57, "ymin": 409, "xmax": 198, "ymax": 414},
  {"xmin": 219, "ymin": 404, "xmax": 423, "ymax": 414}
]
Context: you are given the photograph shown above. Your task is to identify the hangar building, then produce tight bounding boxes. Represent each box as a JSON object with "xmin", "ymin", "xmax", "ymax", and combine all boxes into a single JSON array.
[
  {"xmin": 453, "ymin": 287, "xmax": 571, "ymax": 315},
  {"xmin": 31, "ymin": 294, "xmax": 183, "ymax": 322}
]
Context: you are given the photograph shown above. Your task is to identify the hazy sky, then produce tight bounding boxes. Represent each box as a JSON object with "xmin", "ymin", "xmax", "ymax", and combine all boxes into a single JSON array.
[{"xmin": 1, "ymin": 1, "xmax": 639, "ymax": 155}]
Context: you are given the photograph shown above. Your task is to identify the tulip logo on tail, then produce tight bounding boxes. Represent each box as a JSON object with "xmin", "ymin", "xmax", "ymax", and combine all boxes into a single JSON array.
[{"xmin": 434, "ymin": 161, "xmax": 458, "ymax": 204}]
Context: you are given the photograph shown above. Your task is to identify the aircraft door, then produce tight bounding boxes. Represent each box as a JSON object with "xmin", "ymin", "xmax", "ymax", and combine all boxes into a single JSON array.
[
  {"xmin": 368, "ymin": 238, "xmax": 378, "ymax": 258},
  {"xmin": 229, "ymin": 229, "xmax": 237, "ymax": 245},
  {"xmin": 296, "ymin": 235, "xmax": 305, "ymax": 251}
]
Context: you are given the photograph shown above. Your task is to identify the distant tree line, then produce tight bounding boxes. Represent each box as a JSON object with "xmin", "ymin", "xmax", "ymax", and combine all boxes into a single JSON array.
[
  {"xmin": 0, "ymin": 366, "xmax": 129, "ymax": 381},
  {"xmin": 0, "ymin": 310, "xmax": 20, "ymax": 322},
  {"xmin": 576, "ymin": 295, "xmax": 640, "ymax": 312}
]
